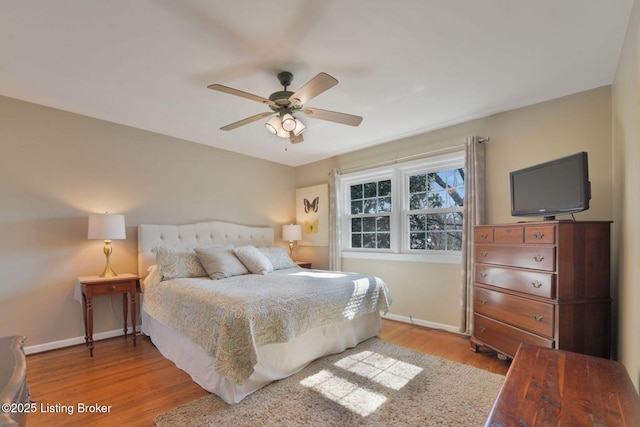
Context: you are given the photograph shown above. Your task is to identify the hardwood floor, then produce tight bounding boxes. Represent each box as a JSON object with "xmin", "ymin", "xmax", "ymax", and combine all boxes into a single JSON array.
[{"xmin": 25, "ymin": 320, "xmax": 510, "ymax": 426}]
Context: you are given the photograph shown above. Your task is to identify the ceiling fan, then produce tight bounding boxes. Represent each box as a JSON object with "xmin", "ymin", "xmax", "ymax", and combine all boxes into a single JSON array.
[{"xmin": 207, "ymin": 71, "xmax": 363, "ymax": 144}]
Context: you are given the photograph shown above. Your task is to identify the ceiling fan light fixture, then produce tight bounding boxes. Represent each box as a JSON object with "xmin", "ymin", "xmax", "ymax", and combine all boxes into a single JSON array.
[
  {"xmin": 265, "ymin": 116, "xmax": 281, "ymax": 135},
  {"xmin": 281, "ymin": 113, "xmax": 296, "ymax": 132},
  {"xmin": 292, "ymin": 119, "xmax": 306, "ymax": 136}
]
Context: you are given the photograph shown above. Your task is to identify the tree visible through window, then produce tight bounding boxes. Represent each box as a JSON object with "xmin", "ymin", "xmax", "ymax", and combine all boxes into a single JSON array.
[
  {"xmin": 407, "ymin": 168, "xmax": 465, "ymax": 251},
  {"xmin": 350, "ymin": 179, "xmax": 391, "ymax": 249}
]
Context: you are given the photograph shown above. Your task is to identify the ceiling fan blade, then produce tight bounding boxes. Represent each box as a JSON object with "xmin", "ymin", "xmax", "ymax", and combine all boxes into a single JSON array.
[
  {"xmin": 300, "ymin": 107, "xmax": 363, "ymax": 127},
  {"xmin": 289, "ymin": 72, "xmax": 338, "ymax": 105},
  {"xmin": 220, "ymin": 112, "xmax": 275, "ymax": 131},
  {"xmin": 289, "ymin": 132, "xmax": 304, "ymax": 144},
  {"xmin": 208, "ymin": 84, "xmax": 272, "ymax": 105}
]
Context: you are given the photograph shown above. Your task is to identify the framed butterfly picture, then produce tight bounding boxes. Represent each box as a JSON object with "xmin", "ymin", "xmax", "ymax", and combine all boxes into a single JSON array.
[{"xmin": 295, "ymin": 184, "xmax": 329, "ymax": 246}]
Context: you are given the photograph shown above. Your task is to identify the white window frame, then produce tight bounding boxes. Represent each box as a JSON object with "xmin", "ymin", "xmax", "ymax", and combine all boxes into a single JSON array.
[{"xmin": 341, "ymin": 151, "xmax": 464, "ymax": 264}]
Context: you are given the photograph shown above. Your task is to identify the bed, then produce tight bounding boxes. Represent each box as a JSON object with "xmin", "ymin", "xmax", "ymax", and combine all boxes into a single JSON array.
[{"xmin": 138, "ymin": 221, "xmax": 392, "ymax": 404}]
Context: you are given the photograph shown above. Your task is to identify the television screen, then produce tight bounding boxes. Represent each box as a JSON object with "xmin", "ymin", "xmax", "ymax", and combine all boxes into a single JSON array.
[{"xmin": 510, "ymin": 152, "xmax": 591, "ymax": 220}]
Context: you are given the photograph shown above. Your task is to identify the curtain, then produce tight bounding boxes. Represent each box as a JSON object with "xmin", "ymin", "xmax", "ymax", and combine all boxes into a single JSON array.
[
  {"xmin": 328, "ymin": 168, "xmax": 342, "ymax": 271},
  {"xmin": 459, "ymin": 137, "xmax": 486, "ymax": 334}
]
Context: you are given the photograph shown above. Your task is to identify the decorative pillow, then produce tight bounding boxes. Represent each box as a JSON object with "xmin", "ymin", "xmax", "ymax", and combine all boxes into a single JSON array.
[
  {"xmin": 194, "ymin": 246, "xmax": 249, "ymax": 280},
  {"xmin": 258, "ymin": 247, "xmax": 298, "ymax": 270},
  {"xmin": 234, "ymin": 245, "xmax": 274, "ymax": 275},
  {"xmin": 155, "ymin": 246, "xmax": 208, "ymax": 280}
]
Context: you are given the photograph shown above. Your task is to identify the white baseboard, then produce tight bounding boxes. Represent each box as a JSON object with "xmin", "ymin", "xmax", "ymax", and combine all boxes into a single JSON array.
[
  {"xmin": 24, "ymin": 326, "xmax": 138, "ymax": 355},
  {"xmin": 381, "ymin": 312, "xmax": 462, "ymax": 335}
]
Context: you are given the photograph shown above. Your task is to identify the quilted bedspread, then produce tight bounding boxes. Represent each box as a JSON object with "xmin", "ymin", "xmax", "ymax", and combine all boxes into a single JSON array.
[{"xmin": 142, "ymin": 268, "xmax": 392, "ymax": 385}]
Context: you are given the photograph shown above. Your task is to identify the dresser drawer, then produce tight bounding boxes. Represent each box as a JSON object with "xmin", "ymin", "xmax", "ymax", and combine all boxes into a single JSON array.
[
  {"xmin": 84, "ymin": 280, "xmax": 135, "ymax": 296},
  {"xmin": 525, "ymin": 225, "xmax": 556, "ymax": 244},
  {"xmin": 475, "ymin": 245, "xmax": 556, "ymax": 271},
  {"xmin": 475, "ymin": 227, "xmax": 494, "ymax": 243},
  {"xmin": 474, "ymin": 287, "xmax": 554, "ymax": 338},
  {"xmin": 474, "ymin": 266, "xmax": 556, "ymax": 299},
  {"xmin": 494, "ymin": 226, "xmax": 524, "ymax": 243},
  {"xmin": 473, "ymin": 314, "xmax": 554, "ymax": 358}
]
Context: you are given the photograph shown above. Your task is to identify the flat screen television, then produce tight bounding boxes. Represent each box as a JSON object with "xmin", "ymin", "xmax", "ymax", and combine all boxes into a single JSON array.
[{"xmin": 510, "ymin": 152, "xmax": 591, "ymax": 220}]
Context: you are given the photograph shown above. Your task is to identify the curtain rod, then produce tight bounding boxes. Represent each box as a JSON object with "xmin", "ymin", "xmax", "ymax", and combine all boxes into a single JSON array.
[{"xmin": 337, "ymin": 136, "xmax": 489, "ymax": 175}]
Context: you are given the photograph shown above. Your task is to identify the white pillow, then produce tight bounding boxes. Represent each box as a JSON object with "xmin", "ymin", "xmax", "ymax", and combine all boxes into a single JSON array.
[
  {"xmin": 194, "ymin": 246, "xmax": 248, "ymax": 280},
  {"xmin": 234, "ymin": 245, "xmax": 274, "ymax": 275},
  {"xmin": 155, "ymin": 246, "xmax": 208, "ymax": 280},
  {"xmin": 258, "ymin": 247, "xmax": 298, "ymax": 270}
]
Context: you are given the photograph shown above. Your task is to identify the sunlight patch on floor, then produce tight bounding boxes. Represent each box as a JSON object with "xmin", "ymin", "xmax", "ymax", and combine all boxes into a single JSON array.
[
  {"xmin": 334, "ymin": 350, "xmax": 423, "ymax": 390},
  {"xmin": 299, "ymin": 350, "xmax": 423, "ymax": 417},
  {"xmin": 300, "ymin": 369, "xmax": 387, "ymax": 417}
]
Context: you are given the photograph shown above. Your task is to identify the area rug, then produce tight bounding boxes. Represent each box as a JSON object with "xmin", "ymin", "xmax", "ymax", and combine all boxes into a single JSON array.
[{"xmin": 155, "ymin": 338, "xmax": 504, "ymax": 426}]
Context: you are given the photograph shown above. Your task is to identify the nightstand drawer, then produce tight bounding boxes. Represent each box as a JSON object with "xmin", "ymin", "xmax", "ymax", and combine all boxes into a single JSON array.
[{"xmin": 86, "ymin": 280, "xmax": 135, "ymax": 296}]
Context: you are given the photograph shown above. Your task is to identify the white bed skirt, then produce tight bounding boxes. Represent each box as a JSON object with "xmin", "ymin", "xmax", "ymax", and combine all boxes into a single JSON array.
[{"xmin": 142, "ymin": 309, "xmax": 382, "ymax": 404}]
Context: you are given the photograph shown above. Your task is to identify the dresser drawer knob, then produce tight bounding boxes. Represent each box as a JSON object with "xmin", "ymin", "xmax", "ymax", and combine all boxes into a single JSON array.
[
  {"xmin": 533, "ymin": 313, "xmax": 544, "ymax": 322},
  {"xmin": 531, "ymin": 280, "xmax": 543, "ymax": 289},
  {"xmin": 533, "ymin": 231, "xmax": 545, "ymax": 239},
  {"xmin": 479, "ymin": 272, "xmax": 487, "ymax": 279},
  {"xmin": 478, "ymin": 326, "xmax": 486, "ymax": 333},
  {"xmin": 480, "ymin": 299, "xmax": 487, "ymax": 305},
  {"xmin": 108, "ymin": 285, "xmax": 117, "ymax": 291},
  {"xmin": 533, "ymin": 254, "xmax": 544, "ymax": 262},
  {"xmin": 480, "ymin": 251, "xmax": 488, "ymax": 257}
]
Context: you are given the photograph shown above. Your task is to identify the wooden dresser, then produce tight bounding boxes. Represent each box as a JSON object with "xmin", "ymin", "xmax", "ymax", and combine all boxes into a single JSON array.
[{"xmin": 471, "ymin": 221, "xmax": 611, "ymax": 359}]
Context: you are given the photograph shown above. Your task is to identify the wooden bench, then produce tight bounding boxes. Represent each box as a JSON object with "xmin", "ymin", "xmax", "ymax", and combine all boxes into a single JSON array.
[{"xmin": 486, "ymin": 343, "xmax": 640, "ymax": 426}]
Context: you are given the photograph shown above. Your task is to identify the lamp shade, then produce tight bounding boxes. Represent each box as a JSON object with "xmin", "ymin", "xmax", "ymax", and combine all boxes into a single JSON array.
[
  {"xmin": 282, "ymin": 224, "xmax": 302, "ymax": 241},
  {"xmin": 88, "ymin": 214, "xmax": 126, "ymax": 240}
]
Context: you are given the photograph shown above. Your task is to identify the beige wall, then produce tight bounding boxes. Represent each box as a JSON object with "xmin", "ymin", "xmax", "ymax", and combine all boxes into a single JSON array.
[
  {"xmin": 295, "ymin": 86, "xmax": 613, "ymax": 331},
  {"xmin": 612, "ymin": 0, "xmax": 640, "ymax": 392},
  {"xmin": 0, "ymin": 95, "xmax": 296, "ymax": 350}
]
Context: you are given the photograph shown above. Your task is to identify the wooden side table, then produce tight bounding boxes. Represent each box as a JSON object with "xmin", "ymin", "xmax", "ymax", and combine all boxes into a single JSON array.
[
  {"xmin": 296, "ymin": 261, "xmax": 312, "ymax": 269},
  {"xmin": 78, "ymin": 274, "xmax": 139, "ymax": 357}
]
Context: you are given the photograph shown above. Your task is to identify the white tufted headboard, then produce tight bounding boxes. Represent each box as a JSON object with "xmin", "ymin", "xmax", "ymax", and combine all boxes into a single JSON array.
[{"xmin": 138, "ymin": 221, "xmax": 275, "ymax": 278}]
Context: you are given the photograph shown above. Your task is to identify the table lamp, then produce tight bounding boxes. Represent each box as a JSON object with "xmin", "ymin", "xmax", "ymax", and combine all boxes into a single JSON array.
[
  {"xmin": 282, "ymin": 224, "xmax": 302, "ymax": 258},
  {"xmin": 88, "ymin": 213, "xmax": 126, "ymax": 277}
]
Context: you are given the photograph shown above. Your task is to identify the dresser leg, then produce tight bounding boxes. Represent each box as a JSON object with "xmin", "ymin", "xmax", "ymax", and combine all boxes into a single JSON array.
[{"xmin": 470, "ymin": 338, "xmax": 480, "ymax": 353}]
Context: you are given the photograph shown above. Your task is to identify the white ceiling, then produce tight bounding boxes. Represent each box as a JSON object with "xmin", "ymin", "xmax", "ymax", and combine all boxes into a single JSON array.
[{"xmin": 0, "ymin": 1, "xmax": 633, "ymax": 167}]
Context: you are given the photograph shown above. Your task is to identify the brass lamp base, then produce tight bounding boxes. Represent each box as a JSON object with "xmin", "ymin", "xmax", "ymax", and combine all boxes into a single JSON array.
[{"xmin": 99, "ymin": 240, "xmax": 118, "ymax": 277}]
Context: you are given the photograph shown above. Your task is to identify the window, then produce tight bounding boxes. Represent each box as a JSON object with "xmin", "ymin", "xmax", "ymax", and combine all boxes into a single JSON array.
[
  {"xmin": 405, "ymin": 169, "xmax": 465, "ymax": 251},
  {"xmin": 349, "ymin": 179, "xmax": 392, "ymax": 249},
  {"xmin": 342, "ymin": 152, "xmax": 464, "ymax": 262}
]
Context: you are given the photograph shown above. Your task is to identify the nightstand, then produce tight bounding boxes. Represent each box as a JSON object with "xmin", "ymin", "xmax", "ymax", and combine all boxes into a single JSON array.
[
  {"xmin": 78, "ymin": 273, "xmax": 139, "ymax": 357},
  {"xmin": 296, "ymin": 261, "xmax": 312, "ymax": 269}
]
